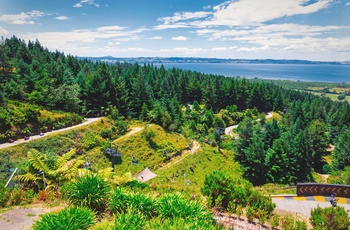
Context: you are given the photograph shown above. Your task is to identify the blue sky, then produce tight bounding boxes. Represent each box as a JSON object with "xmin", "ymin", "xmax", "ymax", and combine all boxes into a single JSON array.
[{"xmin": 0, "ymin": 0, "xmax": 349, "ymax": 61}]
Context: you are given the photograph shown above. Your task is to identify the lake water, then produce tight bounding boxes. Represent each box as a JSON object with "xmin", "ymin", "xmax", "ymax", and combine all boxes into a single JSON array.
[{"xmin": 156, "ymin": 63, "xmax": 350, "ymax": 83}]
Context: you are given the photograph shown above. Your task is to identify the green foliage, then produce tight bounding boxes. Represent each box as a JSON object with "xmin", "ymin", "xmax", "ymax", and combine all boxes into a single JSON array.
[
  {"xmin": 157, "ymin": 192, "xmax": 212, "ymax": 222},
  {"xmin": 114, "ymin": 208, "xmax": 146, "ymax": 230},
  {"xmin": 310, "ymin": 206, "xmax": 350, "ymax": 230},
  {"xmin": 269, "ymin": 213, "xmax": 280, "ymax": 229},
  {"xmin": 0, "ymin": 184, "xmax": 10, "ymax": 207},
  {"xmin": 201, "ymin": 170, "xmax": 236, "ymax": 209},
  {"xmin": 17, "ymin": 148, "xmax": 84, "ymax": 188},
  {"xmin": 67, "ymin": 173, "xmax": 111, "ymax": 213},
  {"xmin": 280, "ymin": 215, "xmax": 295, "ymax": 230},
  {"xmin": 10, "ymin": 187, "xmax": 23, "ymax": 205},
  {"xmin": 32, "ymin": 207, "xmax": 96, "ymax": 230},
  {"xmin": 247, "ymin": 190, "xmax": 275, "ymax": 220},
  {"xmin": 109, "ymin": 187, "xmax": 157, "ymax": 218},
  {"xmin": 332, "ymin": 126, "xmax": 350, "ymax": 170},
  {"xmin": 145, "ymin": 217, "xmax": 220, "ymax": 230},
  {"xmin": 338, "ymin": 94, "xmax": 346, "ymax": 100}
]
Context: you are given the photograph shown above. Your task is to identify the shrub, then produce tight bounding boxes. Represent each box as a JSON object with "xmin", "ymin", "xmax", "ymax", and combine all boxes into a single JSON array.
[
  {"xmin": 0, "ymin": 185, "xmax": 10, "ymax": 207},
  {"xmin": 201, "ymin": 171, "xmax": 253, "ymax": 211},
  {"xmin": 157, "ymin": 193, "xmax": 213, "ymax": 222},
  {"xmin": 67, "ymin": 173, "xmax": 111, "ymax": 213},
  {"xmin": 269, "ymin": 213, "xmax": 280, "ymax": 229},
  {"xmin": 10, "ymin": 188, "xmax": 23, "ymax": 205},
  {"xmin": 109, "ymin": 187, "xmax": 157, "ymax": 218},
  {"xmin": 23, "ymin": 189, "xmax": 35, "ymax": 204},
  {"xmin": 145, "ymin": 217, "xmax": 219, "ymax": 230},
  {"xmin": 310, "ymin": 206, "xmax": 350, "ymax": 230},
  {"xmin": 280, "ymin": 215, "xmax": 295, "ymax": 230},
  {"xmin": 114, "ymin": 208, "xmax": 145, "ymax": 230},
  {"xmin": 247, "ymin": 190, "xmax": 275, "ymax": 220},
  {"xmin": 32, "ymin": 207, "xmax": 96, "ymax": 230},
  {"xmin": 201, "ymin": 171, "xmax": 235, "ymax": 209}
]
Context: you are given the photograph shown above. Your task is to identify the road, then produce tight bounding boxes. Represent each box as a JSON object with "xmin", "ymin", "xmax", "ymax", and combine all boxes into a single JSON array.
[
  {"xmin": 273, "ymin": 197, "xmax": 350, "ymax": 217},
  {"xmin": 0, "ymin": 118, "xmax": 101, "ymax": 150},
  {"xmin": 225, "ymin": 112, "xmax": 273, "ymax": 135}
]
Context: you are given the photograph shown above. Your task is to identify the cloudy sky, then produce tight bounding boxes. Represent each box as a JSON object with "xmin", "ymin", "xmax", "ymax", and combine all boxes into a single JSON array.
[{"xmin": 0, "ymin": 0, "xmax": 349, "ymax": 61}]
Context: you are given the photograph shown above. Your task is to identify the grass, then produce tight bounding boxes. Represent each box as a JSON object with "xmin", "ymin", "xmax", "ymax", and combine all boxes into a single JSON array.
[
  {"xmin": 257, "ymin": 183, "xmax": 296, "ymax": 195},
  {"xmin": 154, "ymin": 144, "xmax": 242, "ymax": 194},
  {"xmin": 111, "ymin": 124, "xmax": 190, "ymax": 175}
]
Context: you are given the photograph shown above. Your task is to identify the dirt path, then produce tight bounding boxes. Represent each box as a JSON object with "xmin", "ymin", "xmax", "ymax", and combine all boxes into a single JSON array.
[{"xmin": 158, "ymin": 141, "xmax": 200, "ymax": 170}]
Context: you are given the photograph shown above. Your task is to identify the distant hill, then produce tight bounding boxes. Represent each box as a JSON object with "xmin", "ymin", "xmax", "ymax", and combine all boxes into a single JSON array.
[{"xmin": 80, "ymin": 56, "xmax": 350, "ymax": 65}]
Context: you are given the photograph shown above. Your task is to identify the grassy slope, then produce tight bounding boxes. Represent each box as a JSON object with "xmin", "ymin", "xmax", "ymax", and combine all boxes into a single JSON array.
[{"xmin": 1, "ymin": 119, "xmax": 242, "ymax": 195}]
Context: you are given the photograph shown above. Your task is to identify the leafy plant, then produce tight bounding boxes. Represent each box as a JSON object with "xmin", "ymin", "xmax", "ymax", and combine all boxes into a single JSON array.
[
  {"xmin": 310, "ymin": 205, "xmax": 350, "ymax": 230},
  {"xmin": 32, "ymin": 207, "xmax": 96, "ymax": 230},
  {"xmin": 114, "ymin": 208, "xmax": 145, "ymax": 230},
  {"xmin": 0, "ymin": 184, "xmax": 10, "ymax": 207},
  {"xmin": 145, "ymin": 217, "xmax": 220, "ymax": 230},
  {"xmin": 269, "ymin": 213, "xmax": 280, "ymax": 229},
  {"xmin": 17, "ymin": 148, "xmax": 84, "ymax": 188},
  {"xmin": 67, "ymin": 173, "xmax": 111, "ymax": 213},
  {"xmin": 109, "ymin": 187, "xmax": 157, "ymax": 218},
  {"xmin": 10, "ymin": 187, "xmax": 23, "ymax": 205},
  {"xmin": 157, "ymin": 192, "xmax": 213, "ymax": 223}
]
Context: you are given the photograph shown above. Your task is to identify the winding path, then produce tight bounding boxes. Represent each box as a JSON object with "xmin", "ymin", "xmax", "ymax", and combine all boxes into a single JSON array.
[
  {"xmin": 225, "ymin": 112, "xmax": 273, "ymax": 136},
  {"xmin": 0, "ymin": 118, "xmax": 101, "ymax": 150}
]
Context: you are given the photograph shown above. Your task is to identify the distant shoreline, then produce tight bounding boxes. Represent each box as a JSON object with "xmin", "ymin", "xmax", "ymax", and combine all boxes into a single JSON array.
[{"xmin": 80, "ymin": 57, "xmax": 350, "ymax": 65}]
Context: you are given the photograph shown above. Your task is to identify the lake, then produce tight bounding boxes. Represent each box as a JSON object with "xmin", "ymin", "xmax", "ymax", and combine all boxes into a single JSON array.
[{"xmin": 156, "ymin": 63, "xmax": 350, "ymax": 83}]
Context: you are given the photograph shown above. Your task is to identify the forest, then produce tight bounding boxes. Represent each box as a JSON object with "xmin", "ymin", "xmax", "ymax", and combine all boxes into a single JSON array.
[{"xmin": 1, "ymin": 35, "xmax": 350, "ymax": 187}]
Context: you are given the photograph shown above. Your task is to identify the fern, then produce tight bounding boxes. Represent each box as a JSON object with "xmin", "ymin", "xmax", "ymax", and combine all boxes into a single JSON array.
[
  {"xmin": 55, "ymin": 149, "xmax": 77, "ymax": 169},
  {"xmin": 18, "ymin": 148, "xmax": 84, "ymax": 186},
  {"xmin": 27, "ymin": 149, "xmax": 51, "ymax": 173},
  {"xmin": 16, "ymin": 172, "xmax": 40, "ymax": 182}
]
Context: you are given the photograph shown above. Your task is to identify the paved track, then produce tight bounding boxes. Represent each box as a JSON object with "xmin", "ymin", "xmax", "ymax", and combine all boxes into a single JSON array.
[
  {"xmin": 225, "ymin": 112, "xmax": 273, "ymax": 135},
  {"xmin": 273, "ymin": 196, "xmax": 350, "ymax": 217},
  {"xmin": 0, "ymin": 118, "xmax": 101, "ymax": 150}
]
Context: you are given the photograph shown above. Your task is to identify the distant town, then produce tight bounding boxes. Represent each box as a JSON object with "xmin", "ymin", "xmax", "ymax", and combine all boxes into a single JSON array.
[{"xmin": 81, "ymin": 56, "xmax": 350, "ymax": 65}]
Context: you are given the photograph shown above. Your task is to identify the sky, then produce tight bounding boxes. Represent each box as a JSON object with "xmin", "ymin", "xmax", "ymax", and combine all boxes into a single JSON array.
[{"xmin": 0, "ymin": 0, "xmax": 349, "ymax": 61}]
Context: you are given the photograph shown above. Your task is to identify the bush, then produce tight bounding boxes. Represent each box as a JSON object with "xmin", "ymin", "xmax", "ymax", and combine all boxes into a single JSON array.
[
  {"xmin": 114, "ymin": 208, "xmax": 145, "ymax": 230},
  {"xmin": 157, "ymin": 193, "xmax": 213, "ymax": 223},
  {"xmin": 201, "ymin": 171, "xmax": 253, "ymax": 211},
  {"xmin": 23, "ymin": 189, "xmax": 35, "ymax": 204},
  {"xmin": 67, "ymin": 174, "xmax": 111, "ymax": 213},
  {"xmin": 32, "ymin": 207, "xmax": 96, "ymax": 230},
  {"xmin": 10, "ymin": 188, "xmax": 23, "ymax": 205},
  {"xmin": 0, "ymin": 185, "xmax": 10, "ymax": 207},
  {"xmin": 109, "ymin": 187, "xmax": 157, "ymax": 218},
  {"xmin": 145, "ymin": 217, "xmax": 219, "ymax": 230},
  {"xmin": 310, "ymin": 205, "xmax": 350, "ymax": 230}
]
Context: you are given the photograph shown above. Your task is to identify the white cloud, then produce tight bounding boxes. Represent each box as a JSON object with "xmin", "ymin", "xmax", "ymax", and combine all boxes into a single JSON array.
[
  {"xmin": 211, "ymin": 46, "xmax": 237, "ymax": 51},
  {"xmin": 55, "ymin": 16, "xmax": 68, "ymax": 20},
  {"xmin": 153, "ymin": 24, "xmax": 189, "ymax": 30},
  {"xmin": 149, "ymin": 36, "xmax": 162, "ymax": 40},
  {"xmin": 160, "ymin": 47, "xmax": 207, "ymax": 55},
  {"xmin": 346, "ymin": 2, "xmax": 350, "ymax": 6},
  {"xmin": 172, "ymin": 36, "xmax": 188, "ymax": 41},
  {"xmin": 73, "ymin": 0, "xmax": 100, "ymax": 8},
  {"xmin": 156, "ymin": 0, "xmax": 332, "ymax": 29},
  {"xmin": 206, "ymin": 0, "xmax": 333, "ymax": 26},
  {"xmin": 199, "ymin": 24, "xmax": 346, "ymax": 41},
  {"xmin": 237, "ymin": 45, "xmax": 270, "ymax": 52},
  {"xmin": 96, "ymin": 25, "xmax": 126, "ymax": 32},
  {"xmin": 158, "ymin": 11, "xmax": 211, "ymax": 24},
  {"xmin": 0, "ymin": 10, "xmax": 44, "ymax": 24},
  {"xmin": 0, "ymin": 27, "xmax": 9, "ymax": 35}
]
